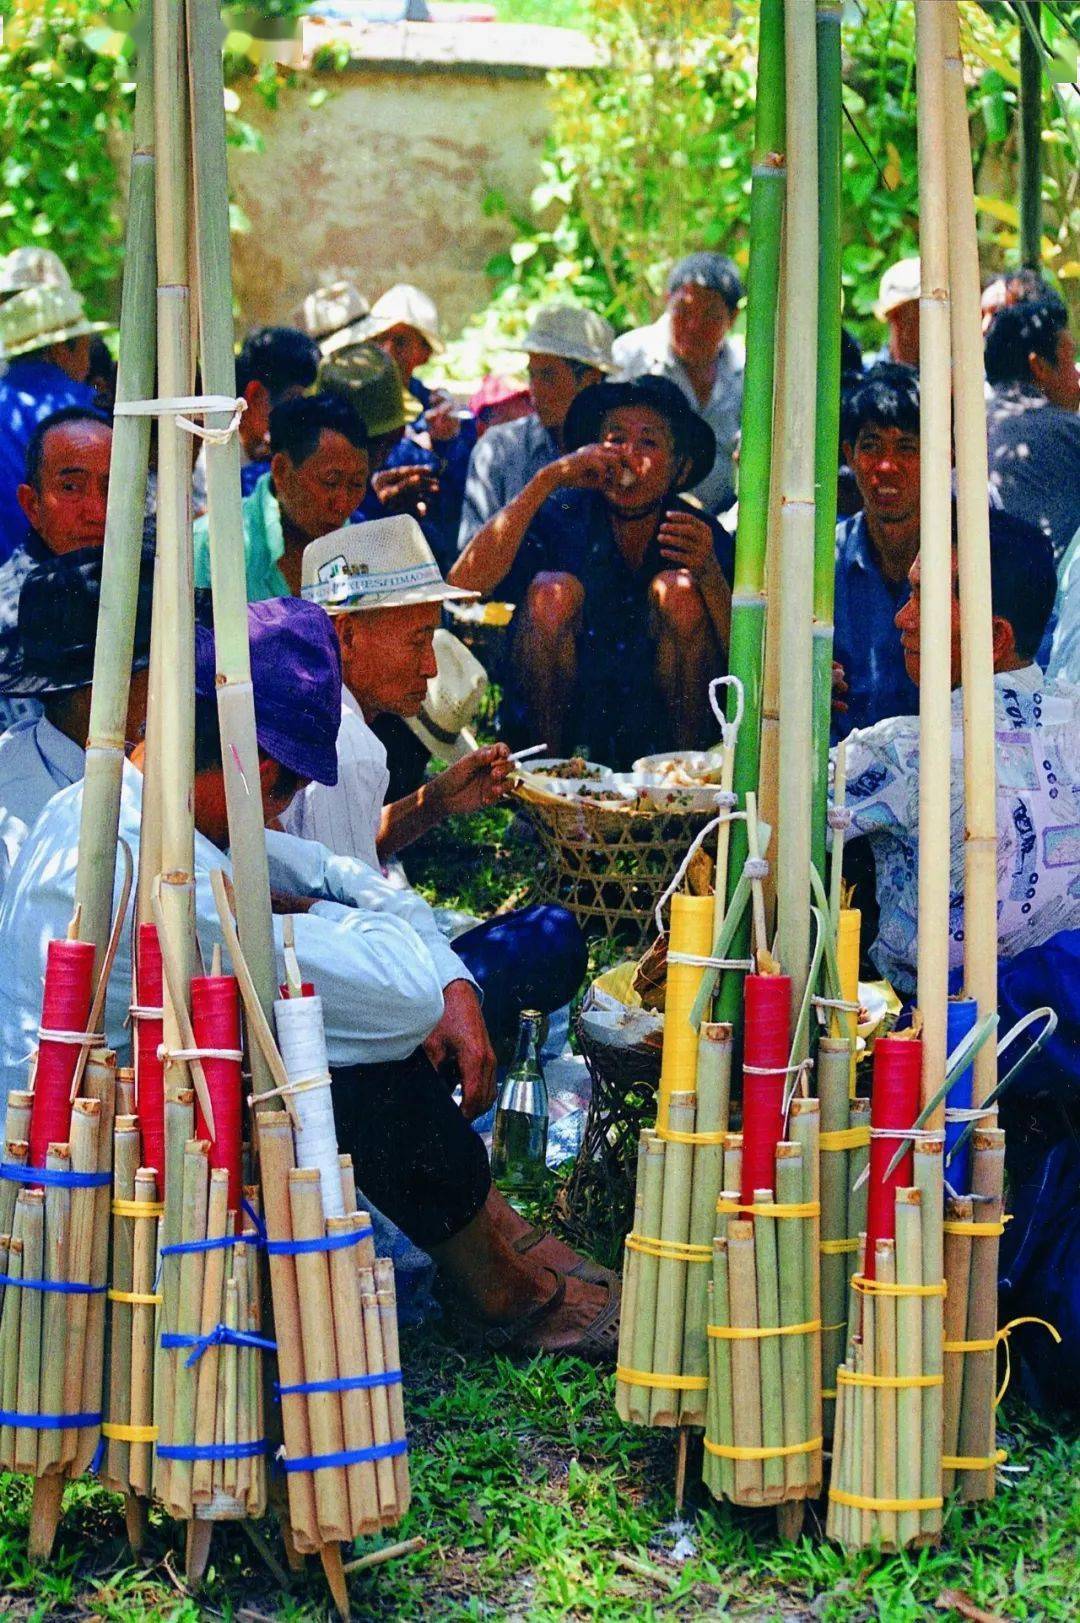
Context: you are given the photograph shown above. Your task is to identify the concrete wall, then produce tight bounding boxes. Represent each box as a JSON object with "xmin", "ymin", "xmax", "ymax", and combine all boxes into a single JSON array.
[{"xmin": 228, "ymin": 22, "xmax": 595, "ymax": 340}]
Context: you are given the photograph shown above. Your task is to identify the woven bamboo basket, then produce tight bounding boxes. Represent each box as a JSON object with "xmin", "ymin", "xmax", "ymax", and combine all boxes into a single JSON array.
[{"xmin": 513, "ymin": 783, "xmax": 714, "ymax": 947}]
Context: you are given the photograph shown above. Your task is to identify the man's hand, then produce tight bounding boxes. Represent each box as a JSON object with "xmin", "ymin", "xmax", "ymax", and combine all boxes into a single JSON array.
[
  {"xmin": 372, "ymin": 464, "xmax": 440, "ymax": 518},
  {"xmin": 832, "ymin": 660, "xmax": 849, "ymax": 715},
  {"xmin": 657, "ymin": 508, "xmax": 720, "ymax": 583},
  {"xmin": 551, "ymin": 443, "xmax": 629, "ymax": 493},
  {"xmin": 429, "ymin": 745, "xmax": 512, "ymax": 821},
  {"xmin": 269, "ymin": 891, "xmax": 318, "ymax": 915},
  {"xmin": 423, "ymin": 979, "xmax": 496, "ymax": 1122},
  {"xmin": 425, "ymin": 392, "xmax": 461, "ymax": 444}
]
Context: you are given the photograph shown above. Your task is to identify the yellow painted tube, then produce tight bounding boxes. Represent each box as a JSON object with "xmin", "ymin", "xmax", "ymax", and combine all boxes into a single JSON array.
[
  {"xmin": 833, "ymin": 907, "xmax": 861, "ymax": 1095},
  {"xmin": 657, "ymin": 895, "xmax": 715, "ymax": 1132}
]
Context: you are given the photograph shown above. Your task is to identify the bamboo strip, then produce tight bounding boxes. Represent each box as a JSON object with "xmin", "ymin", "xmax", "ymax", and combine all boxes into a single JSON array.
[
  {"xmin": 234, "ymin": 1257, "xmax": 250, "ymax": 1509},
  {"xmin": 375, "ymin": 1257, "xmax": 409, "ymax": 1515},
  {"xmin": 894, "ymin": 1188, "xmax": 924, "ymax": 1548},
  {"xmin": 106, "ymin": 1120, "xmax": 139, "ymax": 1487},
  {"xmin": 680, "ymin": 1027, "xmax": 731, "ymax": 1426},
  {"xmin": 243, "ymin": 1221, "xmax": 266, "ymax": 1519},
  {"xmin": 941, "ymin": 1195, "xmax": 973, "ymax": 1496},
  {"xmin": 789, "ymin": 1095, "xmax": 821, "ymax": 1478},
  {"xmin": 874, "ymin": 1239, "xmax": 899, "ymax": 1549},
  {"xmin": 38, "ymin": 1146, "xmax": 71, "ymax": 1476},
  {"xmin": 825, "ymin": 1354, "xmax": 846, "ymax": 1542},
  {"xmin": 360, "ymin": 1267, "xmax": 397, "ymax": 1524},
  {"xmin": 649, "ymin": 1094, "xmax": 696, "ymax": 1425},
  {"xmin": 914, "ymin": 1142, "xmax": 944, "ymax": 1537},
  {"xmin": 169, "ymin": 1140, "xmax": 210, "ymax": 1517},
  {"xmin": 14, "ymin": 1191, "xmax": 45, "ymax": 1474},
  {"xmin": 776, "ymin": 1146, "xmax": 808, "ymax": 1495},
  {"xmin": 327, "ymin": 1216, "xmax": 380, "ymax": 1536},
  {"xmin": 0, "ymin": 1228, "xmax": 24, "ymax": 1469},
  {"xmin": 191, "ymin": 1168, "xmax": 229, "ymax": 1503},
  {"xmin": 60, "ymin": 1099, "xmax": 100, "ymax": 1468},
  {"xmin": 222, "ymin": 1276, "xmax": 239, "ymax": 1501},
  {"xmin": 708, "ymin": 1239, "xmax": 735, "ymax": 1500},
  {"xmin": 73, "ymin": 1052, "xmax": 115, "ymax": 1477},
  {"xmin": 958, "ymin": 1130, "xmax": 1005, "ymax": 1502},
  {"xmin": 752, "ymin": 1187, "xmax": 784, "ymax": 1501},
  {"xmin": 818, "ymin": 1037, "xmax": 849, "ymax": 1436},
  {"xmin": 615, "ymin": 1137, "xmax": 647, "ymax": 1422},
  {"xmin": 128, "ymin": 1167, "xmax": 158, "ymax": 1498},
  {"xmin": 727, "ymin": 1220, "xmax": 762, "ymax": 1502},
  {"xmin": 627, "ymin": 1134, "xmax": 664, "ymax": 1426},
  {"xmin": 289, "ymin": 1169, "xmax": 350, "ymax": 1541}
]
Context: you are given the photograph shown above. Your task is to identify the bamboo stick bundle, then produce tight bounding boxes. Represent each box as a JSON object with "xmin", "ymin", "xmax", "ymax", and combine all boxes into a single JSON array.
[
  {"xmin": 104, "ymin": 1117, "xmax": 141, "ymax": 1490},
  {"xmin": 289, "ymin": 1169, "xmax": 351, "ymax": 1541},
  {"xmin": 679, "ymin": 1025, "xmax": 731, "ymax": 1426},
  {"xmin": 617, "ymin": 1133, "xmax": 664, "ymax": 1425},
  {"xmin": 359, "ymin": 1267, "xmax": 399, "ymax": 1524},
  {"xmin": 375, "ymin": 1257, "xmax": 410, "ymax": 1516},
  {"xmin": 615, "ymin": 1139, "xmax": 648, "ymax": 1423},
  {"xmin": 327, "ymin": 1217, "xmax": 381, "ymax": 1536},
  {"xmin": 956, "ymin": 1130, "xmax": 1005, "ymax": 1502},
  {"xmin": 128, "ymin": 1167, "xmax": 159, "ymax": 1499},
  {"xmin": 716, "ymin": 0, "xmax": 786, "ymax": 1025},
  {"xmin": 154, "ymin": 1093, "xmax": 193, "ymax": 1507}
]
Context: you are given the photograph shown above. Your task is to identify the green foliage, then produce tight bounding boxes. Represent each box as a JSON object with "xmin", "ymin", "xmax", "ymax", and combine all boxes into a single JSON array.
[
  {"xmin": 476, "ymin": 0, "xmax": 1080, "ymax": 353},
  {"xmin": 0, "ymin": 0, "xmax": 134, "ymax": 318}
]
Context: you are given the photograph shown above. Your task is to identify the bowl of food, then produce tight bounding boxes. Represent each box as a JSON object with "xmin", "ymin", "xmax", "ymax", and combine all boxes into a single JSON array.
[
  {"xmin": 630, "ymin": 750, "xmax": 729, "ymax": 811},
  {"xmin": 519, "ymin": 757, "xmax": 619, "ymax": 799}
]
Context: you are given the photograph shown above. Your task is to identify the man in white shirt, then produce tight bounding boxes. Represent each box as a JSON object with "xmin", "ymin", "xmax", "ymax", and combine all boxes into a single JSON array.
[
  {"xmin": 0, "ymin": 596, "xmax": 615, "ymax": 1355},
  {"xmin": 0, "ymin": 545, "xmax": 153, "ymax": 882},
  {"xmin": 291, "ymin": 515, "xmax": 590, "ymax": 1063}
]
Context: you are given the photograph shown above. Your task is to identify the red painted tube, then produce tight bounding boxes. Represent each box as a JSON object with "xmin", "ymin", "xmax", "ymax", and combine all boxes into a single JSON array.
[
  {"xmin": 191, "ymin": 974, "xmax": 244, "ymax": 1216},
  {"xmin": 28, "ymin": 938, "xmax": 95, "ymax": 1168},
  {"xmin": 135, "ymin": 924, "xmax": 165, "ymax": 1182},
  {"xmin": 740, "ymin": 974, "xmax": 791, "ymax": 1204},
  {"xmin": 863, "ymin": 1035, "xmax": 922, "ymax": 1279},
  {"xmin": 279, "ymin": 982, "xmax": 315, "ymax": 999}
]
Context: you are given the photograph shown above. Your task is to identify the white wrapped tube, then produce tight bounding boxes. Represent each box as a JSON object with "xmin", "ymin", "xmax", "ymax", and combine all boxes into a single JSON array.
[{"xmin": 273, "ymin": 995, "xmax": 344, "ymax": 1220}]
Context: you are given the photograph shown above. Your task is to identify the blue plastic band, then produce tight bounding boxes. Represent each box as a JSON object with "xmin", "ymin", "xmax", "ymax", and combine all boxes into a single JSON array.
[
  {"xmin": 264, "ymin": 1226, "xmax": 374, "ymax": 1257},
  {"xmin": 0, "ymin": 1162, "xmax": 110, "ymax": 1189},
  {"xmin": 161, "ymin": 1326, "xmax": 277, "ymax": 1367},
  {"xmin": 157, "ymin": 1439, "xmax": 265, "ymax": 1463},
  {"xmin": 0, "ymin": 1274, "xmax": 105, "ymax": 1295},
  {"xmin": 0, "ymin": 1409, "xmax": 101, "ymax": 1430},
  {"xmin": 276, "ymin": 1369, "xmax": 402, "ymax": 1398},
  {"xmin": 278, "ymin": 1437, "xmax": 407, "ymax": 1474},
  {"xmin": 159, "ymin": 1232, "xmax": 257, "ymax": 1258}
]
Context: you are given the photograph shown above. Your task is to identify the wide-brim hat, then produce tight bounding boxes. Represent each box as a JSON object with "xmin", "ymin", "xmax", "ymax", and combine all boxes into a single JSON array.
[
  {"xmin": 291, "ymin": 280, "xmax": 370, "ymax": 348},
  {"xmin": 0, "ymin": 284, "xmax": 108, "ymax": 358},
  {"xmin": 345, "ymin": 283, "xmax": 444, "ymax": 356},
  {"xmin": 0, "ymin": 248, "xmax": 73, "ymax": 298},
  {"xmin": 874, "ymin": 256, "xmax": 921, "ymax": 322},
  {"xmin": 195, "ymin": 598, "xmax": 342, "ymax": 787},
  {"xmin": 301, "ymin": 516, "xmax": 478, "ymax": 614},
  {"xmin": 319, "ymin": 343, "xmax": 408, "ymax": 438},
  {"xmin": 517, "ymin": 304, "xmax": 615, "ymax": 372},
  {"xmin": 563, "ymin": 374, "xmax": 716, "ymax": 490},
  {"xmin": 404, "ymin": 628, "xmax": 487, "ymax": 762},
  {"xmin": 0, "ymin": 544, "xmax": 154, "ymax": 697}
]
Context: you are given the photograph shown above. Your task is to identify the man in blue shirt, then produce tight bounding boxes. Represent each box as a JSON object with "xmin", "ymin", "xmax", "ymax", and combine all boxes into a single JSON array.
[
  {"xmin": 0, "ymin": 278, "xmax": 105, "ymax": 563},
  {"xmin": 832, "ymin": 365, "xmax": 922, "ymax": 739}
]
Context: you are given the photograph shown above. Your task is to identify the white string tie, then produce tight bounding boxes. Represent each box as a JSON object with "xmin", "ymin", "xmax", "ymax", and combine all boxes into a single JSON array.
[
  {"xmin": 828, "ymin": 806, "xmax": 853, "ymax": 831},
  {"xmin": 653, "ymin": 806, "xmax": 746, "ymax": 934},
  {"xmin": 38, "ymin": 1027, "xmax": 105, "ymax": 1048},
  {"xmin": 708, "ymin": 674, "xmax": 745, "ymax": 754},
  {"xmin": 869, "ymin": 1126, "xmax": 946, "ymax": 1144},
  {"xmin": 667, "ymin": 951, "xmax": 755, "ymax": 971},
  {"xmin": 712, "ymin": 789, "xmax": 738, "ymax": 811},
  {"xmin": 248, "ymin": 1072, "xmax": 331, "ymax": 1108},
  {"xmin": 129, "ymin": 1005, "xmax": 165, "ymax": 1021},
  {"xmin": 944, "ymin": 1105, "xmax": 995, "ymax": 1123},
  {"xmin": 812, "ymin": 995, "xmax": 860, "ymax": 1014},
  {"xmin": 114, "ymin": 393, "xmax": 247, "ymax": 445},
  {"xmin": 779, "ymin": 1057, "xmax": 815, "ymax": 1132},
  {"xmin": 158, "ymin": 1044, "xmax": 244, "ymax": 1065},
  {"xmin": 743, "ymin": 857, "xmax": 769, "ymax": 881}
]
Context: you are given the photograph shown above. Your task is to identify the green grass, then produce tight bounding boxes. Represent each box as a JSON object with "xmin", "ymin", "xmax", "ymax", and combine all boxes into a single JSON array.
[
  {"xmin": 3, "ymin": 799, "xmax": 1076, "ymax": 1618},
  {"xmin": 488, "ymin": 0, "xmax": 594, "ymax": 27}
]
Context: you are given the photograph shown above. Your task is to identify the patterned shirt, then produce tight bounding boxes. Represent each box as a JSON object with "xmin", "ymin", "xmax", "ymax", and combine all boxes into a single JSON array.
[
  {"xmin": 986, "ymin": 384, "xmax": 1080, "ymax": 569},
  {"xmin": 842, "ymin": 664, "xmax": 1080, "ymax": 995}
]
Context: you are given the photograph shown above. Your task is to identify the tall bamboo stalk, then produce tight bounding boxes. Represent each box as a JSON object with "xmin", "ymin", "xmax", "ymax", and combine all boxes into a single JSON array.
[
  {"xmin": 1017, "ymin": 1, "xmax": 1043, "ymax": 269},
  {"xmin": 776, "ymin": 0, "xmax": 819, "ymax": 1021},
  {"xmin": 914, "ymin": 0, "xmax": 953, "ymax": 1118},
  {"xmin": 942, "ymin": 3, "xmax": 999, "ymax": 1113},
  {"xmin": 74, "ymin": 25, "xmax": 157, "ymax": 972},
  {"xmin": 811, "ymin": 0, "xmax": 843, "ymax": 882},
  {"xmin": 187, "ymin": 0, "xmax": 278, "ymax": 1098},
  {"xmin": 717, "ymin": 0, "xmax": 785, "ymax": 1020}
]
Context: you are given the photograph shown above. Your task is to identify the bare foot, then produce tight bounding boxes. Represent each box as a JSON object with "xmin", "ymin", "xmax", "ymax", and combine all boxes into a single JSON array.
[{"xmin": 515, "ymin": 1274, "xmax": 616, "ymax": 1354}]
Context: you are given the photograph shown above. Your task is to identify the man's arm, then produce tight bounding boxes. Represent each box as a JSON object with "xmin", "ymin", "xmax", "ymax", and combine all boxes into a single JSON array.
[{"xmin": 376, "ymin": 745, "xmax": 511, "ymax": 860}]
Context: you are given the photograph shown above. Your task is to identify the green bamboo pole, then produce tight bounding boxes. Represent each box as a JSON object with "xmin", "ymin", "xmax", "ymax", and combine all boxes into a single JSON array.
[
  {"xmin": 73, "ymin": 16, "xmax": 157, "ymax": 971},
  {"xmin": 775, "ymin": 1145, "xmax": 808, "ymax": 1495},
  {"xmin": 615, "ymin": 1137, "xmax": 648, "ymax": 1423},
  {"xmin": 811, "ymin": 0, "xmax": 843, "ymax": 882},
  {"xmin": 752, "ymin": 1187, "xmax": 784, "ymax": 1501},
  {"xmin": 727, "ymin": 1219, "xmax": 763, "ymax": 1503},
  {"xmin": 1017, "ymin": 1, "xmax": 1043, "ymax": 269},
  {"xmin": 679, "ymin": 1027, "xmax": 731, "ymax": 1426},
  {"xmin": 649, "ymin": 1094, "xmax": 695, "ymax": 1425},
  {"xmin": 717, "ymin": 0, "xmax": 785, "ymax": 1022},
  {"xmin": 627, "ymin": 1135, "xmax": 665, "ymax": 1426},
  {"xmin": 776, "ymin": 0, "xmax": 819, "ymax": 1022},
  {"xmin": 706, "ymin": 1238, "xmax": 735, "ymax": 1500},
  {"xmin": 187, "ymin": 0, "xmax": 278, "ymax": 1098},
  {"xmin": 894, "ymin": 1188, "xmax": 924, "ymax": 1549}
]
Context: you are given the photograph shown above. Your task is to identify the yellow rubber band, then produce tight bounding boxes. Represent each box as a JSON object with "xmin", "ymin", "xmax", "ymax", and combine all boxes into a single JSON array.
[
  {"xmin": 708, "ymin": 1318, "xmax": 820, "ymax": 1341},
  {"xmin": 829, "ymin": 1488, "xmax": 942, "ymax": 1513},
  {"xmin": 657, "ymin": 1128, "xmax": 727, "ymax": 1145},
  {"xmin": 102, "ymin": 1421, "xmax": 158, "ymax": 1443},
  {"xmin": 942, "ymin": 1219, "xmax": 1005, "ymax": 1237},
  {"xmin": 820, "ymin": 1237, "xmax": 860, "ymax": 1255},
  {"xmin": 837, "ymin": 1368, "xmax": 943, "ymax": 1390},
  {"xmin": 944, "ymin": 1336, "xmax": 997, "ymax": 1354},
  {"xmin": 705, "ymin": 1435, "xmax": 821, "ymax": 1462},
  {"xmin": 111, "ymin": 1198, "xmax": 164, "ymax": 1219},
  {"xmin": 625, "ymin": 1233, "xmax": 712, "ymax": 1263},
  {"xmin": 819, "ymin": 1126, "xmax": 870, "ymax": 1151},
  {"xmin": 822, "ymin": 1389, "xmax": 837, "ymax": 1400},
  {"xmin": 615, "ymin": 1365, "xmax": 709, "ymax": 1391},
  {"xmin": 852, "ymin": 1274, "xmax": 947, "ymax": 1299},
  {"xmin": 716, "ymin": 1199, "xmax": 821, "ymax": 1219},
  {"xmin": 942, "ymin": 1449, "xmax": 1008, "ymax": 1470},
  {"xmin": 108, "ymin": 1288, "xmax": 163, "ymax": 1306}
]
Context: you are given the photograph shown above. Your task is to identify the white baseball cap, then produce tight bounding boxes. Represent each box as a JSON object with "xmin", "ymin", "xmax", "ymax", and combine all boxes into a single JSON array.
[
  {"xmin": 405, "ymin": 628, "xmax": 489, "ymax": 762},
  {"xmin": 338, "ymin": 284, "xmax": 445, "ymax": 357},
  {"xmin": 518, "ymin": 304, "xmax": 615, "ymax": 371},
  {"xmin": 874, "ymin": 256, "xmax": 921, "ymax": 322},
  {"xmin": 301, "ymin": 515, "xmax": 478, "ymax": 614}
]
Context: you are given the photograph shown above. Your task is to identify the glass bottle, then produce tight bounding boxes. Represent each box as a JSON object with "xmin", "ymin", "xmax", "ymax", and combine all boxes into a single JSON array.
[{"xmin": 490, "ymin": 1009, "xmax": 549, "ymax": 1196}]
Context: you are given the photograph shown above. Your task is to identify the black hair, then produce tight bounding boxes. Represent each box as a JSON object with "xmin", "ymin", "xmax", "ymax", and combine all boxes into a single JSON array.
[
  {"xmin": 193, "ymin": 694, "xmax": 303, "ymax": 801},
  {"xmin": 991, "ymin": 268, "xmax": 1066, "ymax": 315},
  {"xmin": 840, "ymin": 326, "xmax": 863, "ymax": 381},
  {"xmin": 841, "ymin": 362, "xmax": 920, "ymax": 443},
  {"xmin": 236, "ymin": 326, "xmax": 320, "ymax": 402},
  {"xmin": 666, "ymin": 252, "xmax": 744, "ymax": 315},
  {"xmin": 24, "ymin": 405, "xmax": 112, "ymax": 490},
  {"xmin": 566, "ymin": 357, "xmax": 602, "ymax": 383},
  {"xmin": 268, "ymin": 391, "xmax": 368, "ymax": 466},
  {"xmin": 985, "ymin": 298, "xmax": 1068, "ymax": 389},
  {"xmin": 949, "ymin": 506, "xmax": 1057, "ymax": 661}
]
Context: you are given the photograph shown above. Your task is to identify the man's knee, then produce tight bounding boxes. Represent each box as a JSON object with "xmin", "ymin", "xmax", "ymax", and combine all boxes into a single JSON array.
[
  {"xmin": 518, "ymin": 903, "xmax": 589, "ymax": 991},
  {"xmin": 650, "ymin": 569, "xmax": 709, "ymax": 640},
  {"xmin": 522, "ymin": 571, "xmax": 584, "ymax": 640}
]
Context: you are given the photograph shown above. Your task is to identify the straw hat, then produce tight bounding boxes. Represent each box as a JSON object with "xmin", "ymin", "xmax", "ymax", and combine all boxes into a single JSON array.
[
  {"xmin": 337, "ymin": 283, "xmax": 444, "ymax": 357},
  {"xmin": 405, "ymin": 628, "xmax": 488, "ymax": 762},
  {"xmin": 0, "ymin": 248, "xmax": 73, "ymax": 298},
  {"xmin": 563, "ymin": 374, "xmax": 716, "ymax": 489},
  {"xmin": 874, "ymin": 256, "xmax": 921, "ymax": 322},
  {"xmin": 0, "ymin": 283, "xmax": 107, "ymax": 358},
  {"xmin": 301, "ymin": 514, "xmax": 479, "ymax": 614},
  {"xmin": 517, "ymin": 305, "xmax": 615, "ymax": 371},
  {"xmin": 319, "ymin": 343, "xmax": 408, "ymax": 438},
  {"xmin": 291, "ymin": 280, "xmax": 371, "ymax": 352}
]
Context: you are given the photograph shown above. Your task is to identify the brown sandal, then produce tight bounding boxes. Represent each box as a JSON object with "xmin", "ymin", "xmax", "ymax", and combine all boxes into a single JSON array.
[
  {"xmin": 483, "ymin": 1270, "xmax": 621, "ymax": 1362},
  {"xmin": 511, "ymin": 1226, "xmax": 621, "ymax": 1290}
]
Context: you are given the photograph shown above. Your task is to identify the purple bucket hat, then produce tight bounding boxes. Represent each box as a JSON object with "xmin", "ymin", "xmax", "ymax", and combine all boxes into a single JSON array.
[{"xmin": 195, "ymin": 597, "xmax": 342, "ymax": 787}]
